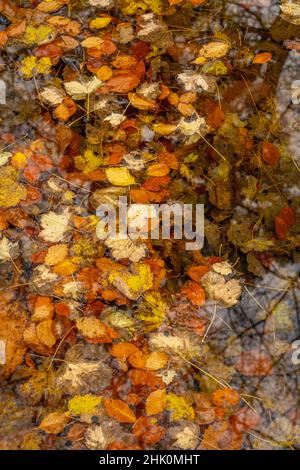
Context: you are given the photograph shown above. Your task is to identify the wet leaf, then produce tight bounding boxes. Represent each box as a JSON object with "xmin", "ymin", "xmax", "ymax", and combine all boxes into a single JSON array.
[{"xmin": 103, "ymin": 398, "xmax": 137, "ymax": 423}]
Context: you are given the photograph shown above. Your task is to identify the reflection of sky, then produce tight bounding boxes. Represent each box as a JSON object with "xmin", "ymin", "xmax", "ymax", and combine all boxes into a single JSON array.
[{"xmin": 226, "ymin": 0, "xmax": 280, "ymax": 28}]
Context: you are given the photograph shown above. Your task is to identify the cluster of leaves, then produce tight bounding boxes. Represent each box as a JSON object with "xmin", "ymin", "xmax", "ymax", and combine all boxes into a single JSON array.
[{"xmin": 0, "ymin": 0, "xmax": 299, "ymax": 451}]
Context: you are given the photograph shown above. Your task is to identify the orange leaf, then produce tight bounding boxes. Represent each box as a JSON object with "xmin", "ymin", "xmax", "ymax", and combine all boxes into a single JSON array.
[
  {"xmin": 111, "ymin": 342, "xmax": 142, "ymax": 361},
  {"xmin": 102, "ymin": 71, "xmax": 140, "ymax": 93},
  {"xmin": 96, "ymin": 65, "xmax": 113, "ymax": 81},
  {"xmin": 128, "ymin": 350, "xmax": 147, "ymax": 369},
  {"xmin": 0, "ymin": 31, "xmax": 8, "ymax": 48},
  {"xmin": 130, "ymin": 188, "xmax": 170, "ymax": 203},
  {"xmin": 253, "ymin": 52, "xmax": 272, "ymax": 64},
  {"xmin": 145, "ymin": 351, "xmax": 168, "ymax": 371},
  {"xmin": 129, "ymin": 369, "xmax": 164, "ymax": 389},
  {"xmin": 103, "ymin": 398, "xmax": 137, "ymax": 423},
  {"xmin": 158, "ymin": 151, "xmax": 179, "ymax": 170},
  {"xmin": 54, "ymin": 97, "xmax": 76, "ymax": 122},
  {"xmin": 178, "ymin": 102, "xmax": 195, "ymax": 117},
  {"xmin": 187, "ymin": 265, "xmax": 211, "ymax": 283},
  {"xmin": 147, "ymin": 163, "xmax": 170, "ymax": 177},
  {"xmin": 7, "ymin": 20, "xmax": 26, "ymax": 38},
  {"xmin": 211, "ymin": 388, "xmax": 240, "ymax": 408},
  {"xmin": 112, "ymin": 55, "xmax": 137, "ymax": 69},
  {"xmin": 132, "ymin": 416, "xmax": 165, "ymax": 446},
  {"xmin": 36, "ymin": 319, "xmax": 57, "ymax": 348},
  {"xmin": 142, "ymin": 175, "xmax": 171, "ymax": 191},
  {"xmin": 146, "ymin": 389, "xmax": 167, "ymax": 416},
  {"xmin": 181, "ymin": 281, "xmax": 206, "ymax": 306},
  {"xmin": 152, "ymin": 123, "xmax": 177, "ymax": 135},
  {"xmin": 32, "ymin": 296, "xmax": 54, "ymax": 322},
  {"xmin": 76, "ymin": 317, "xmax": 118, "ymax": 343}
]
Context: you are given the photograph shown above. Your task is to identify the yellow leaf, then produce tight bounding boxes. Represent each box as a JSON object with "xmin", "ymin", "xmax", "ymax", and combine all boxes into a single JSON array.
[
  {"xmin": 105, "ymin": 167, "xmax": 135, "ymax": 186},
  {"xmin": 122, "ymin": 0, "xmax": 163, "ymax": 15},
  {"xmin": 53, "ymin": 258, "xmax": 78, "ymax": 275},
  {"xmin": 90, "ymin": 17, "xmax": 112, "ymax": 29},
  {"xmin": 75, "ymin": 149, "xmax": 102, "ymax": 173},
  {"xmin": 0, "ymin": 166, "xmax": 27, "ymax": 208},
  {"xmin": 146, "ymin": 389, "xmax": 166, "ymax": 415},
  {"xmin": 109, "ymin": 263, "xmax": 153, "ymax": 300},
  {"xmin": 44, "ymin": 244, "xmax": 68, "ymax": 266},
  {"xmin": 193, "ymin": 41, "xmax": 229, "ymax": 64},
  {"xmin": 81, "ymin": 36, "xmax": 103, "ymax": 48},
  {"xmin": 152, "ymin": 123, "xmax": 177, "ymax": 135},
  {"xmin": 96, "ymin": 65, "xmax": 113, "ymax": 81},
  {"xmin": 11, "ymin": 152, "xmax": 27, "ymax": 169},
  {"xmin": 139, "ymin": 291, "xmax": 166, "ymax": 328}
]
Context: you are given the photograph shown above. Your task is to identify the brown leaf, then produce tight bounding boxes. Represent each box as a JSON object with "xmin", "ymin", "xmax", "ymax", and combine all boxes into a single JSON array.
[
  {"xmin": 39, "ymin": 412, "xmax": 70, "ymax": 434},
  {"xmin": 0, "ymin": 303, "xmax": 27, "ymax": 378}
]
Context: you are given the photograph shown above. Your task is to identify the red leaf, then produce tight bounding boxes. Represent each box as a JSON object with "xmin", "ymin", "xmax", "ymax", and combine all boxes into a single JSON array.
[
  {"xmin": 262, "ymin": 142, "xmax": 280, "ymax": 166},
  {"xmin": 275, "ymin": 216, "xmax": 288, "ymax": 240},
  {"xmin": 278, "ymin": 206, "xmax": 296, "ymax": 228}
]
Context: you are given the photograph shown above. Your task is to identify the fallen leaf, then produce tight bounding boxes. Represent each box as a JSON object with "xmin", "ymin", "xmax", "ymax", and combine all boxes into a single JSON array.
[
  {"xmin": 39, "ymin": 412, "xmax": 70, "ymax": 434},
  {"xmin": 261, "ymin": 142, "xmax": 280, "ymax": 166},
  {"xmin": 39, "ymin": 209, "xmax": 70, "ymax": 243},
  {"xmin": 181, "ymin": 281, "xmax": 206, "ymax": 306},
  {"xmin": 146, "ymin": 389, "xmax": 167, "ymax": 415},
  {"xmin": 253, "ymin": 52, "xmax": 272, "ymax": 64},
  {"xmin": 36, "ymin": 319, "xmax": 57, "ymax": 348},
  {"xmin": 103, "ymin": 398, "xmax": 137, "ymax": 423},
  {"xmin": 105, "ymin": 167, "xmax": 135, "ymax": 186},
  {"xmin": 76, "ymin": 317, "xmax": 117, "ymax": 343}
]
